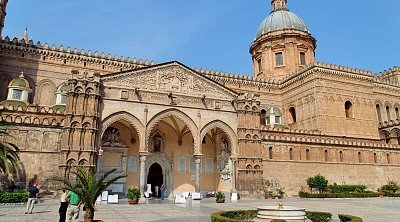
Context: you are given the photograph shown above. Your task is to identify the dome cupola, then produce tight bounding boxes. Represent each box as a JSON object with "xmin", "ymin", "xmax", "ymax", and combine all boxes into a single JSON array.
[
  {"xmin": 6, "ymin": 72, "xmax": 32, "ymax": 103},
  {"xmin": 250, "ymin": 0, "xmax": 316, "ymax": 79}
]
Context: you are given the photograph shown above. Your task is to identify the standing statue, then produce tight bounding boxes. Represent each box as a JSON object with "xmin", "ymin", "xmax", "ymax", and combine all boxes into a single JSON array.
[{"xmin": 217, "ymin": 138, "xmax": 231, "ymax": 181}]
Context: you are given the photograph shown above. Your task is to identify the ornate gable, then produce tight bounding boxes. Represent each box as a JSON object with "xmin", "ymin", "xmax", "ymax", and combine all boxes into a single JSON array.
[{"xmin": 101, "ymin": 61, "xmax": 237, "ymax": 99}]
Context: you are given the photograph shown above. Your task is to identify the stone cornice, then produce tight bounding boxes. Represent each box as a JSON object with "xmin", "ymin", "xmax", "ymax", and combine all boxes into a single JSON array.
[{"xmin": 0, "ymin": 36, "xmax": 152, "ymax": 73}]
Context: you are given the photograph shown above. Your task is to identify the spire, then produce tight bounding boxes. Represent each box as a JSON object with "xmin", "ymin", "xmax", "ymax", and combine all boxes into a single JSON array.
[
  {"xmin": 271, "ymin": 0, "xmax": 287, "ymax": 12},
  {"xmin": 22, "ymin": 27, "xmax": 28, "ymax": 43}
]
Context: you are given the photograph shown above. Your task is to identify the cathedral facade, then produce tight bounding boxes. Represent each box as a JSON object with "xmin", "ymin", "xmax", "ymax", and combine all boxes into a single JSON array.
[{"xmin": 1, "ymin": 0, "xmax": 400, "ymax": 197}]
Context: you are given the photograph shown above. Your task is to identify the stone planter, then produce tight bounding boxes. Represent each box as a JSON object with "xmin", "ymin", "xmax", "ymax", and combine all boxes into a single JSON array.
[{"xmin": 128, "ymin": 199, "xmax": 139, "ymax": 204}]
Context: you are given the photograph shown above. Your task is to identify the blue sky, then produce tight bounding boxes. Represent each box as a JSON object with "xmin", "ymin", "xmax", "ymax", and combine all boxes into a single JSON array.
[{"xmin": 4, "ymin": 0, "xmax": 400, "ymax": 75}]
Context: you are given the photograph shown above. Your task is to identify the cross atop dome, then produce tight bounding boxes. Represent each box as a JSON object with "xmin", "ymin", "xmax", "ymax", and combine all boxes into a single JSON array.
[{"xmin": 271, "ymin": 0, "xmax": 287, "ymax": 12}]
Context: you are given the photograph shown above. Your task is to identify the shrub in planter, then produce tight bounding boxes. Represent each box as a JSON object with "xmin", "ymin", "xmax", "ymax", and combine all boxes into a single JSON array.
[
  {"xmin": 0, "ymin": 191, "xmax": 28, "ymax": 203},
  {"xmin": 127, "ymin": 187, "xmax": 141, "ymax": 203},
  {"xmin": 338, "ymin": 214, "xmax": 363, "ymax": 222},
  {"xmin": 305, "ymin": 211, "xmax": 332, "ymax": 222},
  {"xmin": 215, "ymin": 192, "xmax": 225, "ymax": 203},
  {"xmin": 306, "ymin": 174, "xmax": 328, "ymax": 193},
  {"xmin": 210, "ymin": 210, "xmax": 257, "ymax": 222}
]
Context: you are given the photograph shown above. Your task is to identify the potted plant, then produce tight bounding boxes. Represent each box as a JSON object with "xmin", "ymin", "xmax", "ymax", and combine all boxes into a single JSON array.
[
  {"xmin": 127, "ymin": 187, "xmax": 141, "ymax": 204},
  {"xmin": 277, "ymin": 187, "xmax": 285, "ymax": 199},
  {"xmin": 215, "ymin": 192, "xmax": 225, "ymax": 203}
]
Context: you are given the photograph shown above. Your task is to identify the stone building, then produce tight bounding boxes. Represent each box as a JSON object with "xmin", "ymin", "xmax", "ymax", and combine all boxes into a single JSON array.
[{"xmin": 0, "ymin": 0, "xmax": 399, "ymax": 197}]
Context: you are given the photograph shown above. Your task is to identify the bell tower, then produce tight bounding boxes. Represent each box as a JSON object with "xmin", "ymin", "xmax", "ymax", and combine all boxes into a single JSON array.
[
  {"xmin": 250, "ymin": 0, "xmax": 316, "ymax": 79},
  {"xmin": 0, "ymin": 0, "xmax": 8, "ymax": 37}
]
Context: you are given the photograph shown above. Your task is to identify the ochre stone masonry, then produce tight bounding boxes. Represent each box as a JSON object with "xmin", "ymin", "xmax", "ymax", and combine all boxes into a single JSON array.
[{"xmin": 0, "ymin": 0, "xmax": 399, "ymax": 197}]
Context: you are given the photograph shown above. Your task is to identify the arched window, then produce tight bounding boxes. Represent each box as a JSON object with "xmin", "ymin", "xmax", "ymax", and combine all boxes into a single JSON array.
[
  {"xmin": 339, "ymin": 151, "xmax": 344, "ymax": 162},
  {"xmin": 376, "ymin": 104, "xmax": 382, "ymax": 122},
  {"xmin": 289, "ymin": 107, "xmax": 297, "ymax": 123},
  {"xmin": 395, "ymin": 107, "xmax": 400, "ymax": 120},
  {"xmin": 387, "ymin": 153, "xmax": 391, "ymax": 164},
  {"xmin": 306, "ymin": 149, "xmax": 310, "ymax": 161},
  {"xmin": 345, "ymin": 101, "xmax": 353, "ymax": 118},
  {"xmin": 269, "ymin": 147, "xmax": 273, "ymax": 159},
  {"xmin": 260, "ymin": 109, "xmax": 266, "ymax": 126},
  {"xmin": 358, "ymin": 152, "xmax": 362, "ymax": 163},
  {"xmin": 386, "ymin": 106, "xmax": 391, "ymax": 122},
  {"xmin": 324, "ymin": 150, "xmax": 328, "ymax": 161},
  {"xmin": 289, "ymin": 148, "xmax": 293, "ymax": 160},
  {"xmin": 374, "ymin": 153, "xmax": 377, "ymax": 163}
]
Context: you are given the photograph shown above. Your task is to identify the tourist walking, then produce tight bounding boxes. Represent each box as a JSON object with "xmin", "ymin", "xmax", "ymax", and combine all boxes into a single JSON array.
[
  {"xmin": 160, "ymin": 184, "xmax": 165, "ymax": 200},
  {"xmin": 66, "ymin": 191, "xmax": 81, "ymax": 222},
  {"xmin": 25, "ymin": 183, "xmax": 39, "ymax": 214},
  {"xmin": 59, "ymin": 189, "xmax": 69, "ymax": 222}
]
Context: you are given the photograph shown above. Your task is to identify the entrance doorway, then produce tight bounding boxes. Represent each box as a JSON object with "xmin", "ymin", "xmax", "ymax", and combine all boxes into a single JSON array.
[{"xmin": 147, "ymin": 163, "xmax": 163, "ymax": 197}]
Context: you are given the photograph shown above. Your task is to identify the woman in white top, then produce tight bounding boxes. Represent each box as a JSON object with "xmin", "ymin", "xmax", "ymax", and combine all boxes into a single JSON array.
[{"xmin": 59, "ymin": 190, "xmax": 68, "ymax": 222}]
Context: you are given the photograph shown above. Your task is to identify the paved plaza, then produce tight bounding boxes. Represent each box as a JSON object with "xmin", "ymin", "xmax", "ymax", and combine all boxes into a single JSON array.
[{"xmin": 0, "ymin": 197, "xmax": 399, "ymax": 222}]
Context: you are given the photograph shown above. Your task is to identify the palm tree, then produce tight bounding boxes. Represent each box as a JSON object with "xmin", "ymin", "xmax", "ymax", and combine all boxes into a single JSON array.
[
  {"xmin": 0, "ymin": 110, "xmax": 20, "ymax": 176},
  {"xmin": 54, "ymin": 167, "xmax": 126, "ymax": 222}
]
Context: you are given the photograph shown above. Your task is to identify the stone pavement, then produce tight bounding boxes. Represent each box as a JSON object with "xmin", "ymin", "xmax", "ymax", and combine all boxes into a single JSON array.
[{"xmin": 0, "ymin": 197, "xmax": 399, "ymax": 222}]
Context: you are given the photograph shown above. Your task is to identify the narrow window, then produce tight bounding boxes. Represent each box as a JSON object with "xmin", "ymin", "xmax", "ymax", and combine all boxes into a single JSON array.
[
  {"xmin": 257, "ymin": 58, "xmax": 262, "ymax": 73},
  {"xmin": 306, "ymin": 149, "xmax": 310, "ymax": 161},
  {"xmin": 269, "ymin": 147, "xmax": 273, "ymax": 159},
  {"xmin": 289, "ymin": 107, "xmax": 297, "ymax": 123},
  {"xmin": 324, "ymin": 150, "xmax": 328, "ymax": 161},
  {"xmin": 275, "ymin": 52, "xmax": 283, "ymax": 66},
  {"xmin": 275, "ymin": 116, "xmax": 281, "ymax": 124},
  {"xmin": 386, "ymin": 106, "xmax": 391, "ymax": 121},
  {"xmin": 300, "ymin": 52, "xmax": 306, "ymax": 65},
  {"xmin": 345, "ymin": 101, "xmax": 353, "ymax": 118},
  {"xmin": 387, "ymin": 153, "xmax": 391, "ymax": 164},
  {"xmin": 12, "ymin": 89, "xmax": 22, "ymax": 100},
  {"xmin": 395, "ymin": 107, "xmax": 400, "ymax": 120},
  {"xmin": 339, "ymin": 151, "xmax": 344, "ymax": 162},
  {"xmin": 266, "ymin": 116, "xmax": 271, "ymax": 125},
  {"xmin": 260, "ymin": 109, "xmax": 266, "ymax": 126},
  {"xmin": 60, "ymin": 95, "xmax": 67, "ymax": 105},
  {"xmin": 83, "ymin": 62, "xmax": 87, "ymax": 67},
  {"xmin": 376, "ymin": 104, "xmax": 382, "ymax": 122},
  {"xmin": 358, "ymin": 152, "xmax": 362, "ymax": 163},
  {"xmin": 289, "ymin": 148, "xmax": 293, "ymax": 160},
  {"xmin": 64, "ymin": 59, "xmax": 67, "ymax": 64},
  {"xmin": 374, "ymin": 153, "xmax": 377, "ymax": 163}
]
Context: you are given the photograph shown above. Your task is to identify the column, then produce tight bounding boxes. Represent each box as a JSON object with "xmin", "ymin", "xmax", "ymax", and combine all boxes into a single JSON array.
[
  {"xmin": 194, "ymin": 155, "xmax": 202, "ymax": 192},
  {"xmin": 139, "ymin": 155, "xmax": 147, "ymax": 195},
  {"xmin": 231, "ymin": 158, "xmax": 237, "ymax": 192}
]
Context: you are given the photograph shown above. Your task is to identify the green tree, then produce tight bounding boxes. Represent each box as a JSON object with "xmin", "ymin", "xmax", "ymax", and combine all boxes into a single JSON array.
[
  {"xmin": 306, "ymin": 174, "xmax": 328, "ymax": 193},
  {"xmin": 53, "ymin": 167, "xmax": 126, "ymax": 222},
  {"xmin": 0, "ymin": 110, "xmax": 20, "ymax": 176}
]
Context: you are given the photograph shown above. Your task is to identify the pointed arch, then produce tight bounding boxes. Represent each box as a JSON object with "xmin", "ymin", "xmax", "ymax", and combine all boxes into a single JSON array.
[
  {"xmin": 36, "ymin": 79, "xmax": 56, "ymax": 106},
  {"xmin": 100, "ymin": 111, "xmax": 145, "ymax": 151},
  {"xmin": 200, "ymin": 120, "xmax": 238, "ymax": 157},
  {"xmin": 146, "ymin": 109, "xmax": 198, "ymax": 153}
]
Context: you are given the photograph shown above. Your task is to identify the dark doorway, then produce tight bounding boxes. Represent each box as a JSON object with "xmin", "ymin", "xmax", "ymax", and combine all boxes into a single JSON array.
[{"xmin": 147, "ymin": 163, "xmax": 163, "ymax": 197}]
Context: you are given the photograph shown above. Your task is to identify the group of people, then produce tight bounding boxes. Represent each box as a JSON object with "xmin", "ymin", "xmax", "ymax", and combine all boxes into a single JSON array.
[
  {"xmin": 154, "ymin": 184, "xmax": 166, "ymax": 200},
  {"xmin": 26, "ymin": 181, "xmax": 82, "ymax": 222}
]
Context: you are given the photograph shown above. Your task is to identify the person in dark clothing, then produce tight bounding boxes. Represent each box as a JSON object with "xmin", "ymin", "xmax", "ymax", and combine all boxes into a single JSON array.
[
  {"xmin": 160, "ymin": 184, "xmax": 166, "ymax": 200},
  {"xmin": 59, "ymin": 189, "xmax": 69, "ymax": 222},
  {"xmin": 25, "ymin": 183, "xmax": 39, "ymax": 214}
]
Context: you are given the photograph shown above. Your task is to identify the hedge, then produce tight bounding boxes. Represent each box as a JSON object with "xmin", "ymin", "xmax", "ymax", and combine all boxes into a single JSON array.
[
  {"xmin": 339, "ymin": 214, "xmax": 363, "ymax": 222},
  {"xmin": 328, "ymin": 184, "xmax": 366, "ymax": 193},
  {"xmin": 380, "ymin": 191, "xmax": 400, "ymax": 197},
  {"xmin": 0, "ymin": 192, "xmax": 28, "ymax": 203},
  {"xmin": 305, "ymin": 211, "xmax": 332, "ymax": 222},
  {"xmin": 299, "ymin": 191, "xmax": 380, "ymax": 198},
  {"xmin": 211, "ymin": 210, "xmax": 257, "ymax": 222}
]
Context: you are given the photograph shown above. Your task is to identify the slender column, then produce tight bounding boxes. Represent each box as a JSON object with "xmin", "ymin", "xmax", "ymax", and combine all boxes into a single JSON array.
[
  {"xmin": 231, "ymin": 158, "xmax": 237, "ymax": 192},
  {"xmin": 139, "ymin": 155, "xmax": 147, "ymax": 195},
  {"xmin": 194, "ymin": 155, "xmax": 202, "ymax": 192}
]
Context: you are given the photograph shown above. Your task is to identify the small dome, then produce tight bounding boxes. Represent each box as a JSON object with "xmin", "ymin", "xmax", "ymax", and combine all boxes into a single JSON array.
[
  {"xmin": 9, "ymin": 73, "xmax": 31, "ymax": 88},
  {"xmin": 256, "ymin": 10, "xmax": 308, "ymax": 39}
]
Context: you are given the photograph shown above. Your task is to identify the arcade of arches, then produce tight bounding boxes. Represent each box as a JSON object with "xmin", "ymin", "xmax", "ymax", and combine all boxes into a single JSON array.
[{"xmin": 97, "ymin": 111, "xmax": 238, "ymax": 197}]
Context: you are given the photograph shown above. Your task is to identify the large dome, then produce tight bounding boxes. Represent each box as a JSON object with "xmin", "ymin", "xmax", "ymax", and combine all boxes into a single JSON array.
[{"xmin": 256, "ymin": 10, "xmax": 309, "ymax": 39}]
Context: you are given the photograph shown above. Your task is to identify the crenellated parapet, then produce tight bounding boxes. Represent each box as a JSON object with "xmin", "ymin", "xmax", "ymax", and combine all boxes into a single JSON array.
[{"xmin": 0, "ymin": 36, "xmax": 157, "ymax": 73}]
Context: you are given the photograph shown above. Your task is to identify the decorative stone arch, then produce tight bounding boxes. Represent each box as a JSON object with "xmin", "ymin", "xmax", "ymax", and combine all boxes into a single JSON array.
[
  {"xmin": 36, "ymin": 79, "xmax": 57, "ymax": 106},
  {"xmin": 99, "ymin": 111, "xmax": 145, "ymax": 151},
  {"xmin": 145, "ymin": 153, "xmax": 173, "ymax": 197},
  {"xmin": 200, "ymin": 120, "xmax": 238, "ymax": 157},
  {"xmin": 146, "ymin": 108, "xmax": 198, "ymax": 153}
]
